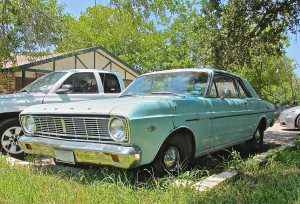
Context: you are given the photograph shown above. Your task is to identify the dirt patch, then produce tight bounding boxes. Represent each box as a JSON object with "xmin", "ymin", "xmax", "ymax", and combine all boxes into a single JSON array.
[{"xmin": 265, "ymin": 123, "xmax": 299, "ymax": 145}]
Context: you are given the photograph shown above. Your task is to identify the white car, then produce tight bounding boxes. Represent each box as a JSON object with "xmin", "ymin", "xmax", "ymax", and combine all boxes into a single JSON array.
[
  {"xmin": 278, "ymin": 106, "xmax": 300, "ymax": 129},
  {"xmin": 0, "ymin": 69, "xmax": 125, "ymax": 158}
]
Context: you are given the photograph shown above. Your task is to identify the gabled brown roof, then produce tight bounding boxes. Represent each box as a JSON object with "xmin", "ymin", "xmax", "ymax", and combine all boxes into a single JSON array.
[{"xmin": 1, "ymin": 46, "xmax": 141, "ymax": 75}]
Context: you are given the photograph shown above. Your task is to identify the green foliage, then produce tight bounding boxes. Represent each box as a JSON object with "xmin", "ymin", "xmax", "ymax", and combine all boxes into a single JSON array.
[
  {"xmin": 1, "ymin": 0, "xmax": 300, "ymax": 103},
  {"xmin": 56, "ymin": 1, "xmax": 300, "ymax": 103},
  {"xmin": 0, "ymin": 0, "xmax": 67, "ymax": 68},
  {"xmin": 199, "ymin": 147, "xmax": 300, "ymax": 203}
]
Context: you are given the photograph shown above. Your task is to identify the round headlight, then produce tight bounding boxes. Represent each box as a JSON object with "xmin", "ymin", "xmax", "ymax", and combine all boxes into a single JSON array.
[
  {"xmin": 24, "ymin": 116, "xmax": 36, "ymax": 134},
  {"xmin": 108, "ymin": 117, "xmax": 127, "ymax": 142}
]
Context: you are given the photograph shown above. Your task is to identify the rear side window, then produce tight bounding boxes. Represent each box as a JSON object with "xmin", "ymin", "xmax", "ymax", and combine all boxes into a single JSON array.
[
  {"xmin": 237, "ymin": 80, "xmax": 251, "ymax": 98},
  {"xmin": 99, "ymin": 73, "xmax": 121, "ymax": 93}
]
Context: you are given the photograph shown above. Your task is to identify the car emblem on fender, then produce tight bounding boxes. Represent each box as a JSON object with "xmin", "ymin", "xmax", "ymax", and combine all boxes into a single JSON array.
[{"xmin": 61, "ymin": 118, "xmax": 67, "ymax": 134}]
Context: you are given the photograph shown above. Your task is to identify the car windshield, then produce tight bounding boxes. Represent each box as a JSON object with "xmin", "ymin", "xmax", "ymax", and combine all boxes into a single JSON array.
[
  {"xmin": 20, "ymin": 72, "xmax": 66, "ymax": 93},
  {"xmin": 122, "ymin": 71, "xmax": 210, "ymax": 97}
]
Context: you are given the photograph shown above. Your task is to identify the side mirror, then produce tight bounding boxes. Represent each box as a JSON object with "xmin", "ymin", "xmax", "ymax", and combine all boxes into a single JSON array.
[
  {"xmin": 220, "ymin": 88, "xmax": 231, "ymax": 99},
  {"xmin": 56, "ymin": 84, "xmax": 74, "ymax": 94}
]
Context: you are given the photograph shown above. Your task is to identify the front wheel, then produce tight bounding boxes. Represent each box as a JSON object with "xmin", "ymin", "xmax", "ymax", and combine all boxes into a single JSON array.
[
  {"xmin": 0, "ymin": 118, "xmax": 25, "ymax": 159},
  {"xmin": 151, "ymin": 133, "xmax": 192, "ymax": 177}
]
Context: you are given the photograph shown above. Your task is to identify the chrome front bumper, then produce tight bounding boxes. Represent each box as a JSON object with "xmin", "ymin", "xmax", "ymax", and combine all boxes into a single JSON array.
[{"xmin": 19, "ymin": 136, "xmax": 141, "ymax": 169}]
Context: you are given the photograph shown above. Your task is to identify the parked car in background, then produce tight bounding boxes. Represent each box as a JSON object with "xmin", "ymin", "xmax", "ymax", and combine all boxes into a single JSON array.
[
  {"xmin": 278, "ymin": 106, "xmax": 300, "ymax": 129},
  {"xmin": 19, "ymin": 68, "xmax": 275, "ymax": 176},
  {"xmin": 274, "ymin": 104, "xmax": 292, "ymax": 118},
  {"xmin": 0, "ymin": 69, "xmax": 125, "ymax": 158}
]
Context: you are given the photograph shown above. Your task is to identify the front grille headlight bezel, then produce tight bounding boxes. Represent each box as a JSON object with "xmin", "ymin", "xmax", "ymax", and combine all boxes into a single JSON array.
[
  {"xmin": 21, "ymin": 115, "xmax": 36, "ymax": 134},
  {"xmin": 108, "ymin": 116, "xmax": 130, "ymax": 143}
]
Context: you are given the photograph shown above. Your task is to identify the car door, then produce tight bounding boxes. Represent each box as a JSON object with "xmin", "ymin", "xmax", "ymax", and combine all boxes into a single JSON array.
[
  {"xmin": 237, "ymin": 78, "xmax": 272, "ymax": 137},
  {"xmin": 43, "ymin": 72, "xmax": 103, "ymax": 104},
  {"xmin": 209, "ymin": 74, "xmax": 248, "ymax": 148},
  {"xmin": 235, "ymin": 79, "xmax": 257, "ymax": 137}
]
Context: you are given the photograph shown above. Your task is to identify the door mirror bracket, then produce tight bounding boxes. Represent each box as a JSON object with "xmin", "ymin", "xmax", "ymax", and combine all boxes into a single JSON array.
[{"xmin": 56, "ymin": 84, "xmax": 74, "ymax": 94}]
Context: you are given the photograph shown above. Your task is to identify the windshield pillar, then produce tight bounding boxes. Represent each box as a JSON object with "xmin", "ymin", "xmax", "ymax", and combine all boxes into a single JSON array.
[{"xmin": 22, "ymin": 71, "xmax": 26, "ymax": 89}]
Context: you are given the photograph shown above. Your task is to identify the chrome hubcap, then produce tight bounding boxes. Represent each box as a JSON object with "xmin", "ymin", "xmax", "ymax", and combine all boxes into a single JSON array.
[
  {"xmin": 1, "ymin": 126, "xmax": 24, "ymax": 154},
  {"xmin": 163, "ymin": 147, "xmax": 180, "ymax": 172}
]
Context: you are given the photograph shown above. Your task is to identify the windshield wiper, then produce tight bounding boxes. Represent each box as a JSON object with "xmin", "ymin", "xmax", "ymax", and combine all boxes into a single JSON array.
[
  {"xmin": 118, "ymin": 93, "xmax": 137, "ymax": 98},
  {"xmin": 149, "ymin": 91, "xmax": 185, "ymax": 97}
]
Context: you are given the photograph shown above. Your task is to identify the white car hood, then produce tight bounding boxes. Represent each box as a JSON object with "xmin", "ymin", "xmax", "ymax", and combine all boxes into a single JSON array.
[{"xmin": 0, "ymin": 92, "xmax": 44, "ymax": 113}]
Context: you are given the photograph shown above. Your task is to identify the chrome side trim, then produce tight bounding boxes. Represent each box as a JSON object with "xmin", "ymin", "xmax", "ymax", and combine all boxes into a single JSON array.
[{"xmin": 195, "ymin": 137, "xmax": 252, "ymax": 158}]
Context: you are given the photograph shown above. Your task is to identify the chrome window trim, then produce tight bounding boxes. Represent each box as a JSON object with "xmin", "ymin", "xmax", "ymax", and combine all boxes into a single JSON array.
[{"xmin": 235, "ymin": 78, "xmax": 253, "ymax": 98}]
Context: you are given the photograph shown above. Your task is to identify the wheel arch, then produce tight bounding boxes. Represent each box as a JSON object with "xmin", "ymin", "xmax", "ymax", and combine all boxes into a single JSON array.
[
  {"xmin": 294, "ymin": 114, "xmax": 300, "ymax": 128},
  {"xmin": 161, "ymin": 126, "xmax": 196, "ymax": 159},
  {"xmin": 258, "ymin": 116, "xmax": 267, "ymax": 131},
  {"xmin": 0, "ymin": 112, "xmax": 21, "ymax": 124}
]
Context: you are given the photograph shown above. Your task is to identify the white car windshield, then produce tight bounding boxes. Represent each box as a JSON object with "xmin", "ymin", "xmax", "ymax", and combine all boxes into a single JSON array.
[
  {"xmin": 20, "ymin": 72, "xmax": 66, "ymax": 93},
  {"xmin": 121, "ymin": 71, "xmax": 210, "ymax": 97}
]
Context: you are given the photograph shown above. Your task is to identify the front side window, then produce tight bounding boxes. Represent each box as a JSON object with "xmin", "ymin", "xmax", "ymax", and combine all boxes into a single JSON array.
[
  {"xmin": 122, "ymin": 71, "xmax": 210, "ymax": 97},
  {"xmin": 21, "ymin": 72, "xmax": 66, "ymax": 93},
  {"xmin": 62, "ymin": 73, "xmax": 98, "ymax": 94},
  {"xmin": 99, "ymin": 73, "xmax": 121, "ymax": 93},
  {"xmin": 211, "ymin": 74, "xmax": 239, "ymax": 98}
]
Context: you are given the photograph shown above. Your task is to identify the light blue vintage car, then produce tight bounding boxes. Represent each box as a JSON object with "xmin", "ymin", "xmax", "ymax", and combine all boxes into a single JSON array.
[{"xmin": 19, "ymin": 68, "xmax": 275, "ymax": 176}]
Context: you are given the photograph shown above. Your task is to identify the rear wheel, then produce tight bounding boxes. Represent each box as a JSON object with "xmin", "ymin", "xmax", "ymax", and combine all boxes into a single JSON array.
[
  {"xmin": 247, "ymin": 123, "xmax": 264, "ymax": 150},
  {"xmin": 151, "ymin": 132, "xmax": 193, "ymax": 177},
  {"xmin": 0, "ymin": 118, "xmax": 25, "ymax": 160}
]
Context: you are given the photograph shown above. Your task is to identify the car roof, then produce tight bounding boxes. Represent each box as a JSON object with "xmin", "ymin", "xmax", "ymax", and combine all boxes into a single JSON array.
[
  {"xmin": 139, "ymin": 68, "xmax": 259, "ymax": 98},
  {"xmin": 140, "ymin": 68, "xmax": 240, "ymax": 78},
  {"xmin": 57, "ymin": 69, "xmax": 118, "ymax": 74}
]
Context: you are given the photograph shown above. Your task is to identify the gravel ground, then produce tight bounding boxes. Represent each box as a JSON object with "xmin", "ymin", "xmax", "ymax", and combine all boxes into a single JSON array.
[{"xmin": 264, "ymin": 123, "xmax": 299, "ymax": 145}]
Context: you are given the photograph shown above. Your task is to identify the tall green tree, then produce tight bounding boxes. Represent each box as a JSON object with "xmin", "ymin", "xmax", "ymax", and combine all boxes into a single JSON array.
[
  {"xmin": 56, "ymin": 5, "xmax": 173, "ymax": 73},
  {"xmin": 0, "ymin": 0, "xmax": 66, "ymax": 68}
]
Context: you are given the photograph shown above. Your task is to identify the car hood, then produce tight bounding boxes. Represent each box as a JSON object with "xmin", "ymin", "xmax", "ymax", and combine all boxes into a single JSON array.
[
  {"xmin": 0, "ymin": 92, "xmax": 44, "ymax": 113},
  {"xmin": 21, "ymin": 96, "xmax": 178, "ymax": 118}
]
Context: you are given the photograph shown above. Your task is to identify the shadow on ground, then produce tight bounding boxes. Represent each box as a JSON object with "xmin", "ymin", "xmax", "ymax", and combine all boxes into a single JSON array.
[
  {"xmin": 191, "ymin": 142, "xmax": 280, "ymax": 172},
  {"xmin": 27, "ymin": 141, "xmax": 281, "ymax": 185}
]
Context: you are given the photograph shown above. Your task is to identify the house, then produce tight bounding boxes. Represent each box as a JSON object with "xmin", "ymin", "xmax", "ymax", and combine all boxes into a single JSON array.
[{"xmin": 0, "ymin": 46, "xmax": 140, "ymax": 94}]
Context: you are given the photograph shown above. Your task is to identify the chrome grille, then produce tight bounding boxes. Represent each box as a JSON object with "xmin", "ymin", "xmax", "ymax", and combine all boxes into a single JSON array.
[{"xmin": 33, "ymin": 115, "xmax": 113, "ymax": 142}]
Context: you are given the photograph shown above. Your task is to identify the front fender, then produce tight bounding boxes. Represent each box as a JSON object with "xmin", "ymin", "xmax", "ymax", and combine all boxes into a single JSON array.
[{"xmin": 129, "ymin": 115, "xmax": 175, "ymax": 165}]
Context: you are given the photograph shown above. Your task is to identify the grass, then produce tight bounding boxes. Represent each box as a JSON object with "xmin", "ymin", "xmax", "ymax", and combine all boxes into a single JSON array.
[
  {"xmin": 0, "ymin": 141, "xmax": 299, "ymax": 204},
  {"xmin": 200, "ymin": 146, "xmax": 300, "ymax": 204}
]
